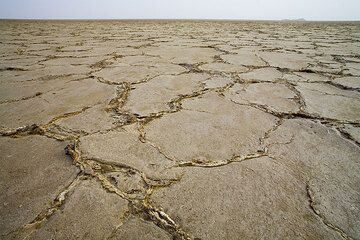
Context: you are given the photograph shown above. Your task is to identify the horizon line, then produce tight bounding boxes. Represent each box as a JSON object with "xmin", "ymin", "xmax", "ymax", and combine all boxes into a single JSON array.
[{"xmin": 1, "ymin": 18, "xmax": 360, "ymax": 22}]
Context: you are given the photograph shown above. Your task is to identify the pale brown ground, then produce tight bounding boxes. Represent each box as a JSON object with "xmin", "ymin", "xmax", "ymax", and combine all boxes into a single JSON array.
[{"xmin": 0, "ymin": 20, "xmax": 360, "ymax": 240}]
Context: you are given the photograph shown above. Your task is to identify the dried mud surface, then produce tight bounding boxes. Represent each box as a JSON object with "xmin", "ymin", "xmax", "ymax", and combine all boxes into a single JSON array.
[{"xmin": 0, "ymin": 20, "xmax": 360, "ymax": 240}]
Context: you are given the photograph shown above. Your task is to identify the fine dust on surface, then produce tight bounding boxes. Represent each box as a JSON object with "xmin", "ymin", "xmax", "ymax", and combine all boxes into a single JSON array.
[{"xmin": 0, "ymin": 20, "xmax": 360, "ymax": 240}]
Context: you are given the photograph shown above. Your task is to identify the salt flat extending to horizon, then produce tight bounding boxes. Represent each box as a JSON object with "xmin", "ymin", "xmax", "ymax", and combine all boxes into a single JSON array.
[{"xmin": 0, "ymin": 20, "xmax": 359, "ymax": 239}]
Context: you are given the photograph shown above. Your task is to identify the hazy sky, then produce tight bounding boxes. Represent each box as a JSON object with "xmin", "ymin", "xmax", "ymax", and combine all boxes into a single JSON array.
[{"xmin": 0, "ymin": 0, "xmax": 359, "ymax": 21}]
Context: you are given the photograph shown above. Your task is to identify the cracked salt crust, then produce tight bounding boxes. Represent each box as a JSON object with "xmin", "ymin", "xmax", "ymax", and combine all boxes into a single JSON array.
[{"xmin": 0, "ymin": 20, "xmax": 359, "ymax": 240}]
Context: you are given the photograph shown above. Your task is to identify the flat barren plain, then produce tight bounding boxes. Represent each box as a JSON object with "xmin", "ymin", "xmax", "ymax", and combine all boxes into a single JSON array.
[{"xmin": 0, "ymin": 20, "xmax": 359, "ymax": 240}]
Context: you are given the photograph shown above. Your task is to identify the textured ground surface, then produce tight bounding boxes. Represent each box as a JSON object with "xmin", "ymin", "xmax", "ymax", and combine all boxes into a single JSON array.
[{"xmin": 0, "ymin": 20, "xmax": 360, "ymax": 240}]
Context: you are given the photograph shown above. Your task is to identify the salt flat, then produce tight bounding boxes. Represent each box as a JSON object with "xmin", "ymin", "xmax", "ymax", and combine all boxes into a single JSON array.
[{"xmin": 0, "ymin": 20, "xmax": 359, "ymax": 240}]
